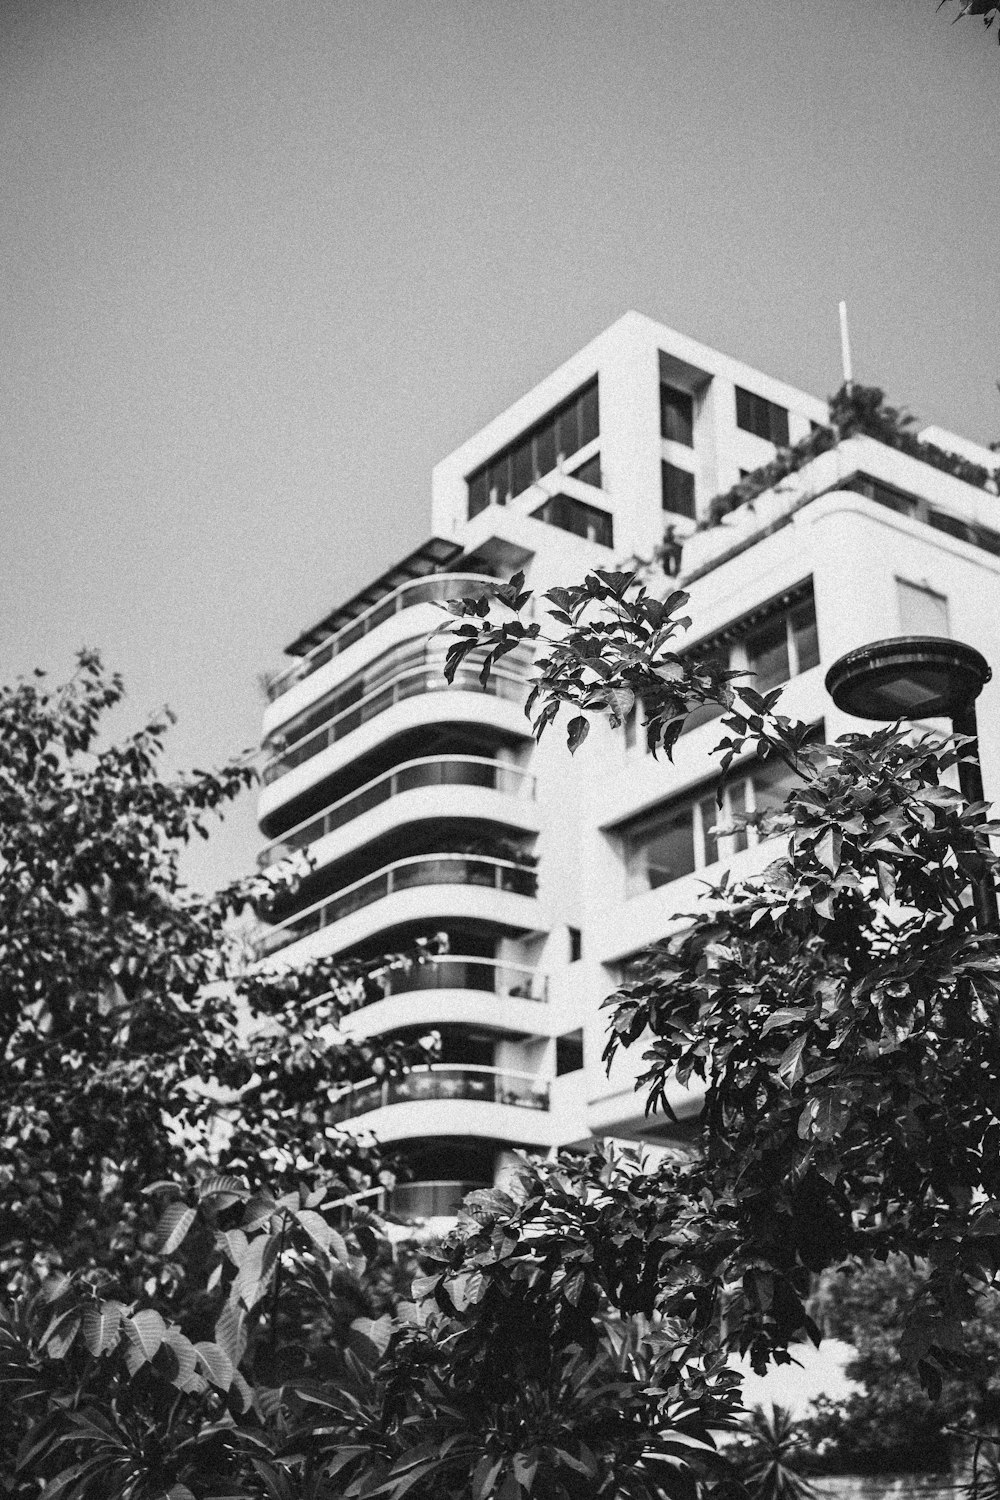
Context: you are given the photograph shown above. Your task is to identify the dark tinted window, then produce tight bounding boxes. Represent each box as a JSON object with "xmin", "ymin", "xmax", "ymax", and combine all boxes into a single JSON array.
[
  {"xmin": 735, "ymin": 386, "xmax": 789, "ymax": 446},
  {"xmin": 467, "ymin": 378, "xmax": 599, "ymax": 517},
  {"xmin": 556, "ymin": 1030, "xmax": 584, "ymax": 1075},
  {"xmin": 625, "ymin": 805, "xmax": 696, "ymax": 895},
  {"xmin": 660, "ymin": 384, "xmax": 694, "ymax": 446},
  {"xmin": 468, "ymin": 471, "xmax": 488, "ymax": 519},
  {"xmin": 572, "ymin": 452, "xmax": 602, "ymax": 488},
  {"xmin": 746, "ymin": 614, "xmax": 790, "ymax": 691},
  {"xmin": 532, "ymin": 494, "xmax": 613, "ymax": 547},
  {"xmin": 662, "ymin": 461, "xmax": 696, "ymax": 519},
  {"xmin": 534, "ymin": 422, "xmax": 556, "ymax": 476},
  {"xmin": 580, "ymin": 382, "xmax": 600, "ymax": 447},
  {"xmin": 790, "ymin": 597, "xmax": 820, "ymax": 674}
]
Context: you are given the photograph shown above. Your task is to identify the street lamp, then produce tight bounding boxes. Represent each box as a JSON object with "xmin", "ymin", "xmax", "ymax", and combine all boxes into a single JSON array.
[{"xmin": 825, "ymin": 635, "xmax": 997, "ymax": 930}]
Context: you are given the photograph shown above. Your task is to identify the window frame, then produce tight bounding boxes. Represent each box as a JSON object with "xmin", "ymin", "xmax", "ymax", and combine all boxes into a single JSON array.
[
  {"xmin": 621, "ymin": 752, "xmax": 808, "ymax": 899},
  {"xmin": 465, "ymin": 377, "xmax": 600, "ymax": 518}
]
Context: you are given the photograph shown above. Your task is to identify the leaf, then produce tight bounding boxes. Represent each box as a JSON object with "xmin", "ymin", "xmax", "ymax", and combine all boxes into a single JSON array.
[
  {"xmin": 215, "ymin": 1302, "xmax": 247, "ymax": 1365},
  {"xmin": 123, "ymin": 1309, "xmax": 166, "ymax": 1368},
  {"xmin": 81, "ymin": 1300, "xmax": 124, "ymax": 1357},
  {"xmin": 199, "ymin": 1173, "xmax": 248, "ymax": 1209},
  {"xmin": 42, "ymin": 1308, "xmax": 81, "ymax": 1360},
  {"xmin": 155, "ymin": 1201, "xmax": 196, "ymax": 1255},
  {"xmin": 761, "ymin": 1007, "xmax": 811, "ymax": 1036},
  {"xmin": 194, "ymin": 1339, "xmax": 235, "ymax": 1390},
  {"xmin": 566, "ymin": 715, "xmax": 590, "ymax": 754},
  {"xmin": 815, "ymin": 825, "xmax": 843, "ymax": 874},
  {"xmin": 233, "ymin": 1230, "xmax": 280, "ymax": 1309},
  {"xmin": 777, "ymin": 1032, "xmax": 809, "ymax": 1088}
]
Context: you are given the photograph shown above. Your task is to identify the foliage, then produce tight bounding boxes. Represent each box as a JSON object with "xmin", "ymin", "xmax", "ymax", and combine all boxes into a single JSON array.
[
  {"xmin": 440, "ymin": 569, "xmax": 1000, "ymax": 1403},
  {"xmin": 937, "ymin": 0, "xmax": 1000, "ymax": 42},
  {"xmin": 0, "ymin": 653, "xmax": 446, "ymax": 1494},
  {"xmin": 798, "ymin": 1257, "xmax": 1000, "ymax": 1474},
  {"xmin": 0, "ymin": 651, "xmax": 751, "ymax": 1498},
  {"xmin": 727, "ymin": 1407, "xmax": 815, "ymax": 1500},
  {"xmin": 703, "ymin": 383, "xmax": 1000, "ymax": 530}
]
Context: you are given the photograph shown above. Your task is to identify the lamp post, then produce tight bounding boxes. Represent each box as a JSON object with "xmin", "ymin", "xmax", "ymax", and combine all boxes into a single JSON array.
[{"xmin": 825, "ymin": 635, "xmax": 997, "ymax": 930}]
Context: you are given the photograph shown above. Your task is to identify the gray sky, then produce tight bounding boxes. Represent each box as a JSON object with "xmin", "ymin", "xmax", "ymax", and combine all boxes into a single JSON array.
[{"xmin": 2, "ymin": 0, "xmax": 998, "ymax": 893}]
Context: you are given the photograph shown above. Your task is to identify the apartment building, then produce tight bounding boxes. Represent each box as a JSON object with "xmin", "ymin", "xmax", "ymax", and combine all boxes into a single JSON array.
[{"xmin": 256, "ymin": 310, "xmax": 1000, "ymax": 1218}]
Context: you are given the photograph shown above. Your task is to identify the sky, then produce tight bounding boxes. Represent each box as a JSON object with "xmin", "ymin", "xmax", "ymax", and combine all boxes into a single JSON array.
[{"xmin": 2, "ymin": 0, "xmax": 998, "ymax": 894}]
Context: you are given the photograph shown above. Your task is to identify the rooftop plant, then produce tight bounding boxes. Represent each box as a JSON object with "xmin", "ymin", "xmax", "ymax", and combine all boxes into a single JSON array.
[{"xmin": 702, "ymin": 382, "xmax": 1000, "ymax": 530}]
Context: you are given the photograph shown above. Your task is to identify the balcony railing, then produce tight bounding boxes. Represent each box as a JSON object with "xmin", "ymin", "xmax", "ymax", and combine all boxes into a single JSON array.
[
  {"xmin": 259, "ymin": 756, "xmax": 536, "ymax": 868},
  {"xmin": 266, "ymin": 574, "xmax": 499, "ymax": 702},
  {"xmin": 258, "ymin": 854, "xmax": 538, "ymax": 956},
  {"xmin": 389, "ymin": 1180, "xmax": 489, "ymax": 1219},
  {"xmin": 329, "ymin": 1064, "xmax": 551, "ymax": 1124},
  {"xmin": 262, "ymin": 661, "xmax": 527, "ymax": 787},
  {"xmin": 354, "ymin": 955, "xmax": 547, "ymax": 1006}
]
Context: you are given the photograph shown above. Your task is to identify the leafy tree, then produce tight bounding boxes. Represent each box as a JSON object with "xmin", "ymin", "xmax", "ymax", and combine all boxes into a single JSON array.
[
  {"xmin": 801, "ymin": 1257, "xmax": 1000, "ymax": 1475},
  {"xmin": 439, "ymin": 568, "xmax": 1000, "ymax": 1398},
  {"xmin": 0, "ymin": 652, "xmax": 440, "ymax": 1494}
]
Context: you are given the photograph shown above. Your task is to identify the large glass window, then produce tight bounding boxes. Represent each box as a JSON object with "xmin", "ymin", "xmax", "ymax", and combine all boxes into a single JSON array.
[
  {"xmin": 735, "ymin": 386, "xmax": 790, "ymax": 447},
  {"xmin": 662, "ymin": 460, "xmax": 696, "ymax": 519},
  {"xmin": 532, "ymin": 493, "xmax": 613, "ymax": 547},
  {"xmin": 623, "ymin": 750, "xmax": 811, "ymax": 897},
  {"xmin": 624, "ymin": 804, "xmax": 696, "ymax": 896},
  {"xmin": 660, "ymin": 384, "xmax": 694, "ymax": 446},
  {"xmin": 467, "ymin": 378, "xmax": 600, "ymax": 518},
  {"xmin": 746, "ymin": 590, "xmax": 820, "ymax": 691}
]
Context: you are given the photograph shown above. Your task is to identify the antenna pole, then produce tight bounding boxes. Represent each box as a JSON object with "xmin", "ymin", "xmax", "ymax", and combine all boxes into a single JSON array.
[{"xmin": 838, "ymin": 300, "xmax": 853, "ymax": 392}]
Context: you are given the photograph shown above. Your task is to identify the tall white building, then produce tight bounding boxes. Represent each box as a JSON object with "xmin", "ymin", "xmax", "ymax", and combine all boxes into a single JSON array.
[{"xmin": 256, "ymin": 311, "xmax": 1000, "ymax": 1217}]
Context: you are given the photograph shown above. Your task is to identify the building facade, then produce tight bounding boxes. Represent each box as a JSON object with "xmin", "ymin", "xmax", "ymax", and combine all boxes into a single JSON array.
[{"xmin": 256, "ymin": 310, "xmax": 1000, "ymax": 1218}]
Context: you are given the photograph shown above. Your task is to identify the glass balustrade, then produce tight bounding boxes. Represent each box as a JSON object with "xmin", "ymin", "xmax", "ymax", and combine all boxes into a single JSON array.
[
  {"xmin": 389, "ymin": 1180, "xmax": 489, "ymax": 1218},
  {"xmin": 328, "ymin": 1065, "xmax": 550, "ymax": 1124},
  {"xmin": 352, "ymin": 955, "xmax": 547, "ymax": 1006},
  {"xmin": 266, "ymin": 574, "xmax": 498, "ymax": 701},
  {"xmin": 258, "ymin": 854, "xmax": 538, "ymax": 956},
  {"xmin": 262, "ymin": 662, "xmax": 527, "ymax": 786},
  {"xmin": 259, "ymin": 757, "xmax": 536, "ymax": 868}
]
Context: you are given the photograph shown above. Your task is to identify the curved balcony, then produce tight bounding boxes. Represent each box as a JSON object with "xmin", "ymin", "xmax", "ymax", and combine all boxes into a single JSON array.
[
  {"xmin": 341, "ymin": 956, "xmax": 547, "ymax": 1042},
  {"xmin": 359, "ymin": 955, "xmax": 546, "ymax": 1005},
  {"xmin": 389, "ymin": 1179, "xmax": 488, "ymax": 1219},
  {"xmin": 329, "ymin": 1064, "xmax": 550, "ymax": 1125},
  {"xmin": 258, "ymin": 854, "xmax": 539, "ymax": 958},
  {"xmin": 262, "ymin": 661, "xmax": 527, "ymax": 789},
  {"xmin": 259, "ymin": 757, "xmax": 536, "ymax": 869},
  {"xmin": 266, "ymin": 574, "xmax": 498, "ymax": 703}
]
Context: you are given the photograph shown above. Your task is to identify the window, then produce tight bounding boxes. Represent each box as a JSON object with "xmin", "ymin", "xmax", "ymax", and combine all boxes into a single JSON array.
[
  {"xmin": 746, "ymin": 591, "xmax": 821, "ymax": 691},
  {"xmin": 572, "ymin": 452, "xmax": 602, "ymax": 488},
  {"xmin": 897, "ymin": 579, "xmax": 949, "ymax": 637},
  {"xmin": 556, "ymin": 1030, "xmax": 584, "ymax": 1075},
  {"xmin": 532, "ymin": 493, "xmax": 613, "ymax": 547},
  {"xmin": 568, "ymin": 926, "xmax": 582, "ymax": 962},
  {"xmin": 467, "ymin": 378, "xmax": 600, "ymax": 518},
  {"xmin": 735, "ymin": 386, "xmax": 790, "ymax": 447},
  {"xmin": 622, "ymin": 750, "xmax": 812, "ymax": 898},
  {"xmin": 623, "ymin": 585, "xmax": 821, "ymax": 755},
  {"xmin": 660, "ymin": 384, "xmax": 694, "ymax": 446},
  {"xmin": 662, "ymin": 461, "xmax": 696, "ymax": 519},
  {"xmin": 624, "ymin": 804, "xmax": 696, "ymax": 896},
  {"xmin": 840, "ymin": 472, "xmax": 1000, "ymax": 560}
]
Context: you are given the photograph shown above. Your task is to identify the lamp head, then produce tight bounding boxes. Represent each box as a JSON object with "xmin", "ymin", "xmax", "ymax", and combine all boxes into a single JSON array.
[{"xmin": 825, "ymin": 636, "xmax": 990, "ymax": 721}]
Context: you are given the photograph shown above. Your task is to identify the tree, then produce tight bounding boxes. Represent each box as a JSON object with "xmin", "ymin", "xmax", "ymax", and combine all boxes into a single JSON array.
[
  {"xmin": 438, "ymin": 568, "xmax": 1000, "ymax": 1397},
  {"xmin": 0, "ymin": 652, "xmax": 439, "ymax": 1495},
  {"xmin": 801, "ymin": 1257, "xmax": 1000, "ymax": 1475}
]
